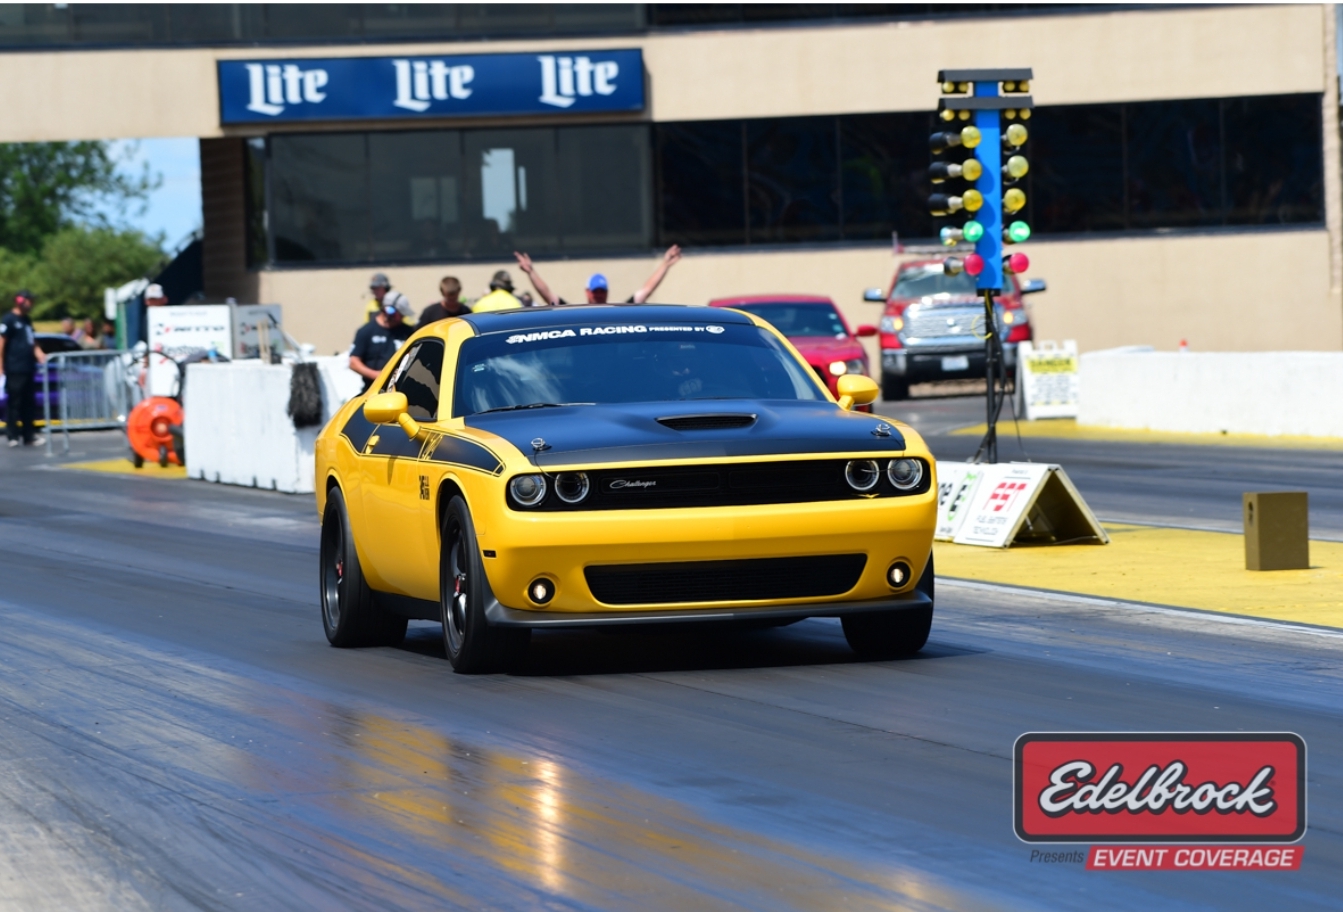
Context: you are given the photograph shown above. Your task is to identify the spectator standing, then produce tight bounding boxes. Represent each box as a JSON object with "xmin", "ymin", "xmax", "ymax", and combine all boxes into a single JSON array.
[
  {"xmin": 349, "ymin": 294, "xmax": 413, "ymax": 392},
  {"xmin": 471, "ymin": 270, "xmax": 521, "ymax": 313},
  {"xmin": 514, "ymin": 245, "xmax": 682, "ymax": 306},
  {"xmin": 0, "ymin": 291, "xmax": 47, "ymax": 446},
  {"xmin": 419, "ymin": 276, "xmax": 471, "ymax": 324},
  {"xmin": 99, "ymin": 320, "xmax": 117, "ymax": 350},
  {"xmin": 60, "ymin": 317, "xmax": 77, "ymax": 338},
  {"xmin": 144, "ymin": 284, "xmax": 168, "ymax": 307},
  {"xmin": 363, "ymin": 272, "xmax": 417, "ymax": 325},
  {"xmin": 78, "ymin": 318, "xmax": 101, "ymax": 350}
]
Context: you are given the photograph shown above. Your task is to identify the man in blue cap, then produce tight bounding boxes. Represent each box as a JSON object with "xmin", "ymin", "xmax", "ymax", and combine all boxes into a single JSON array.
[{"xmin": 513, "ymin": 245, "xmax": 681, "ymax": 306}]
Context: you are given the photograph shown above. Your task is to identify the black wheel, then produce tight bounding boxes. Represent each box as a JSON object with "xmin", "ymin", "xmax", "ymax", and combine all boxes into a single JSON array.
[
  {"xmin": 158, "ymin": 444, "xmax": 169, "ymax": 468},
  {"xmin": 882, "ymin": 374, "xmax": 910, "ymax": 401},
  {"xmin": 842, "ymin": 552, "xmax": 934, "ymax": 659},
  {"xmin": 320, "ymin": 486, "xmax": 407, "ymax": 648},
  {"xmin": 440, "ymin": 495, "xmax": 529, "ymax": 674},
  {"xmin": 132, "ymin": 452, "xmax": 145, "ymax": 469}
]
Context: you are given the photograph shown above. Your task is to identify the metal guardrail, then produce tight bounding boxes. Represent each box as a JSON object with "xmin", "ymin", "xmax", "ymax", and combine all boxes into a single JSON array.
[{"xmin": 41, "ymin": 350, "xmax": 139, "ymax": 455}]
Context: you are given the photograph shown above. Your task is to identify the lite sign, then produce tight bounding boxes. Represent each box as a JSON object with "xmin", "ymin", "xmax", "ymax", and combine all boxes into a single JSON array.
[{"xmin": 218, "ymin": 49, "xmax": 644, "ymax": 124}]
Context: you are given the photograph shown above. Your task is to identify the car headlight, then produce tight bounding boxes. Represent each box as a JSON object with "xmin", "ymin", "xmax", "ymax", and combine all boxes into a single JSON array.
[
  {"xmin": 845, "ymin": 459, "xmax": 881, "ymax": 492},
  {"xmin": 888, "ymin": 458, "xmax": 924, "ymax": 491},
  {"xmin": 509, "ymin": 474, "xmax": 547, "ymax": 507},
  {"xmin": 879, "ymin": 315, "xmax": 904, "ymax": 333},
  {"xmin": 554, "ymin": 471, "xmax": 590, "ymax": 504},
  {"xmin": 829, "ymin": 360, "xmax": 847, "ymax": 377}
]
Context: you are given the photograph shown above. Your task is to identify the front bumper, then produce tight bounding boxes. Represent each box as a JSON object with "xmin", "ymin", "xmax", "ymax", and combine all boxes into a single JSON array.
[
  {"xmin": 475, "ymin": 495, "xmax": 936, "ymax": 618},
  {"xmin": 882, "ymin": 342, "xmax": 1018, "ymax": 382},
  {"xmin": 484, "ymin": 590, "xmax": 931, "ymax": 627}
]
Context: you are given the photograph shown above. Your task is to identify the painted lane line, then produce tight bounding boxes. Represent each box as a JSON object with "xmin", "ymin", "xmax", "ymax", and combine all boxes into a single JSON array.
[{"xmin": 940, "ymin": 577, "xmax": 1343, "ymax": 641}]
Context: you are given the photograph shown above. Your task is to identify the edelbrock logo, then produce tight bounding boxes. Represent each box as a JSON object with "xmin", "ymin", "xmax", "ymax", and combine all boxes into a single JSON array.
[
  {"xmin": 1014, "ymin": 733, "xmax": 1306, "ymax": 844},
  {"xmin": 244, "ymin": 63, "xmax": 329, "ymax": 117},
  {"xmin": 538, "ymin": 54, "xmax": 621, "ymax": 108}
]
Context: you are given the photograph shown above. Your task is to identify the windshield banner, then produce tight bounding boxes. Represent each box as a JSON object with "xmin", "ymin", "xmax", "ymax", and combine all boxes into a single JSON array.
[{"xmin": 218, "ymin": 50, "xmax": 644, "ymax": 124}]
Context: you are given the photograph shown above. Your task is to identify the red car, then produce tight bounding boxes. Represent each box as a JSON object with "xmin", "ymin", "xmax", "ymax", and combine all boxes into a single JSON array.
[
  {"xmin": 708, "ymin": 295, "xmax": 877, "ymax": 401},
  {"xmin": 863, "ymin": 260, "xmax": 1045, "ymax": 400}
]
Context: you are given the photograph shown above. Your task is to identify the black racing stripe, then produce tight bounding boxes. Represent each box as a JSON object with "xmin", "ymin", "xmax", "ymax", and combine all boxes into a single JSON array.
[
  {"xmin": 429, "ymin": 435, "xmax": 503, "ymax": 475},
  {"xmin": 340, "ymin": 409, "xmax": 376, "ymax": 452},
  {"xmin": 368, "ymin": 430, "xmax": 422, "ymax": 459},
  {"xmin": 535, "ymin": 436, "xmax": 907, "ymax": 469}
]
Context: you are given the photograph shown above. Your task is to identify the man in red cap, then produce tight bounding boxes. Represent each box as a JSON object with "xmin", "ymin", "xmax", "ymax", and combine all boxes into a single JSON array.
[{"xmin": 0, "ymin": 291, "xmax": 47, "ymax": 446}]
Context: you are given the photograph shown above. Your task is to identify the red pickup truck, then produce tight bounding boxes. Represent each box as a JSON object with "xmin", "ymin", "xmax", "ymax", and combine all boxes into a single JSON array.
[{"xmin": 864, "ymin": 259, "xmax": 1046, "ymax": 400}]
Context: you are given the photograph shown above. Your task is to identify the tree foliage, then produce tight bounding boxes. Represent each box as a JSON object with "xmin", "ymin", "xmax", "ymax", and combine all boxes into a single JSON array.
[{"xmin": 0, "ymin": 141, "xmax": 164, "ymax": 319}]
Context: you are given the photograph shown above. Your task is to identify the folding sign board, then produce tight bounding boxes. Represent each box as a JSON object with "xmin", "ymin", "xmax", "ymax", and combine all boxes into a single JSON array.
[
  {"xmin": 935, "ymin": 461, "xmax": 1109, "ymax": 548},
  {"xmin": 1016, "ymin": 340, "xmax": 1079, "ymax": 420}
]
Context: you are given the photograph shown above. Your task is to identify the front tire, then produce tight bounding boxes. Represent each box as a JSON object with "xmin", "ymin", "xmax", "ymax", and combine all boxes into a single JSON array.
[
  {"xmin": 842, "ymin": 552, "xmax": 934, "ymax": 659},
  {"xmin": 320, "ymin": 487, "xmax": 407, "ymax": 647},
  {"xmin": 440, "ymin": 495, "xmax": 530, "ymax": 674}
]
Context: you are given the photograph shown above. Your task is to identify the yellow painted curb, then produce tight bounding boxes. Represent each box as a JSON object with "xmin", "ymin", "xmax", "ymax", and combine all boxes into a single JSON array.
[
  {"xmin": 936, "ymin": 524, "xmax": 1343, "ymax": 629},
  {"xmin": 61, "ymin": 458, "xmax": 187, "ymax": 479},
  {"xmin": 949, "ymin": 419, "xmax": 1343, "ymax": 451}
]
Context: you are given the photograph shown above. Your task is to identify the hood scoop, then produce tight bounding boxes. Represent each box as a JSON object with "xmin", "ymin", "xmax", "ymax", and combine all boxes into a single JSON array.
[{"xmin": 657, "ymin": 413, "xmax": 757, "ymax": 431}]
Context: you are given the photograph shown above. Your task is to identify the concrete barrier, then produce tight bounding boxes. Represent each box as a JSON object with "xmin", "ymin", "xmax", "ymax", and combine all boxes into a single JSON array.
[
  {"xmin": 183, "ymin": 356, "xmax": 363, "ymax": 493},
  {"xmin": 1079, "ymin": 349, "xmax": 1343, "ymax": 438}
]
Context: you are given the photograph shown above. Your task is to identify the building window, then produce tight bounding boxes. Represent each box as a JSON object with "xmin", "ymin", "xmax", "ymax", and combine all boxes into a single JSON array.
[
  {"xmin": 654, "ymin": 93, "xmax": 1323, "ymax": 250},
  {"xmin": 266, "ymin": 124, "xmax": 651, "ymax": 265}
]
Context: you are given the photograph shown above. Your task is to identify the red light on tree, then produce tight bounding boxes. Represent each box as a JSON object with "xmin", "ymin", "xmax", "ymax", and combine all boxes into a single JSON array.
[
  {"xmin": 1005, "ymin": 252, "xmax": 1030, "ymax": 274},
  {"xmin": 964, "ymin": 253, "xmax": 985, "ymax": 276}
]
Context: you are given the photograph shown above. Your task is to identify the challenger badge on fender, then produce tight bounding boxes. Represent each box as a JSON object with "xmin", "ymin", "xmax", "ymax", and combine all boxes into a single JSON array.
[{"xmin": 1014, "ymin": 733, "xmax": 1306, "ymax": 843}]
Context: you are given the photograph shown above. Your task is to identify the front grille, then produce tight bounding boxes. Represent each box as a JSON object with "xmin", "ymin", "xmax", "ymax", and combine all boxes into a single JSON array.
[
  {"xmin": 519, "ymin": 458, "xmax": 930, "ymax": 511},
  {"xmin": 585, "ymin": 554, "xmax": 867, "ymax": 605},
  {"xmin": 905, "ymin": 305, "xmax": 983, "ymax": 340},
  {"xmin": 657, "ymin": 413, "xmax": 757, "ymax": 431}
]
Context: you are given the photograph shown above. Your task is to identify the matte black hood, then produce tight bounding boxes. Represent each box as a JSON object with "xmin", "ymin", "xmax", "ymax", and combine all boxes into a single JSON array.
[{"xmin": 464, "ymin": 400, "xmax": 908, "ymax": 468}]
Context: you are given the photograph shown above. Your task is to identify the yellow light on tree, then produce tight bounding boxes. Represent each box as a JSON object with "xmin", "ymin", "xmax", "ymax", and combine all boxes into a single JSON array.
[
  {"xmin": 962, "ymin": 158, "xmax": 983, "ymax": 181},
  {"xmin": 1005, "ymin": 123, "xmax": 1028, "ymax": 147},
  {"xmin": 1006, "ymin": 155, "xmax": 1029, "ymax": 179},
  {"xmin": 963, "ymin": 189, "xmax": 984, "ymax": 212},
  {"xmin": 1003, "ymin": 187, "xmax": 1027, "ymax": 213},
  {"xmin": 960, "ymin": 125, "xmax": 982, "ymax": 148}
]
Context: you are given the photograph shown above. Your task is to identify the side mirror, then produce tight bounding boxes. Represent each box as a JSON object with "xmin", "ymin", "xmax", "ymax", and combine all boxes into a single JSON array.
[
  {"xmin": 862, "ymin": 288, "xmax": 886, "ymax": 303},
  {"xmin": 836, "ymin": 374, "xmax": 879, "ymax": 411},
  {"xmin": 1020, "ymin": 278, "xmax": 1047, "ymax": 295},
  {"xmin": 363, "ymin": 391, "xmax": 423, "ymax": 440},
  {"xmin": 855, "ymin": 324, "xmax": 878, "ymax": 338}
]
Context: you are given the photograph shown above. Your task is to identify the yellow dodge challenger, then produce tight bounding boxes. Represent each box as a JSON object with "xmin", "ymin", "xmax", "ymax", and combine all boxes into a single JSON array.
[{"xmin": 315, "ymin": 305, "xmax": 937, "ymax": 673}]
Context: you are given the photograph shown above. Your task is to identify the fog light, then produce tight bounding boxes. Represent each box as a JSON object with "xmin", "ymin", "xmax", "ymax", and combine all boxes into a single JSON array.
[
  {"xmin": 845, "ymin": 460, "xmax": 880, "ymax": 492},
  {"xmin": 529, "ymin": 578, "xmax": 555, "ymax": 605},
  {"xmin": 888, "ymin": 458, "xmax": 924, "ymax": 491},
  {"xmin": 887, "ymin": 561, "xmax": 912, "ymax": 589},
  {"xmin": 829, "ymin": 360, "xmax": 847, "ymax": 377},
  {"xmin": 555, "ymin": 471, "xmax": 590, "ymax": 504},
  {"xmin": 509, "ymin": 474, "xmax": 547, "ymax": 507}
]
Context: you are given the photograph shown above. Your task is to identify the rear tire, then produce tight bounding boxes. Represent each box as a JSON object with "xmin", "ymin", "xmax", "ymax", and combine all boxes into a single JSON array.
[
  {"xmin": 320, "ymin": 487, "xmax": 407, "ymax": 647},
  {"xmin": 440, "ymin": 495, "xmax": 529, "ymax": 674},
  {"xmin": 842, "ymin": 553, "xmax": 934, "ymax": 659},
  {"xmin": 882, "ymin": 374, "xmax": 910, "ymax": 401}
]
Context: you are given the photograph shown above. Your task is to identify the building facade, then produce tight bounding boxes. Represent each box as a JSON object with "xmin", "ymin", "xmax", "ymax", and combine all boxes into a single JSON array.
[{"xmin": 1, "ymin": 3, "xmax": 1338, "ymax": 357}]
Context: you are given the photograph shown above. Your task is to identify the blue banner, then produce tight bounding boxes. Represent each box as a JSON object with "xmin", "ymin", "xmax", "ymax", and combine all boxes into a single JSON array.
[{"xmin": 218, "ymin": 49, "xmax": 644, "ymax": 124}]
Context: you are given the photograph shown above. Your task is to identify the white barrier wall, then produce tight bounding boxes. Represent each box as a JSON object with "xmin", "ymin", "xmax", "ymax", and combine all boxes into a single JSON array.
[
  {"xmin": 1078, "ymin": 350, "xmax": 1343, "ymax": 438},
  {"xmin": 183, "ymin": 356, "xmax": 363, "ymax": 494}
]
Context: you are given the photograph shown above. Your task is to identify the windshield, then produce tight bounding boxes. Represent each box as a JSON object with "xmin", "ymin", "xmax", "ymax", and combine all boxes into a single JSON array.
[
  {"xmin": 893, "ymin": 266, "xmax": 1014, "ymax": 299},
  {"xmin": 453, "ymin": 321, "xmax": 825, "ymax": 416},
  {"xmin": 729, "ymin": 303, "xmax": 847, "ymax": 339}
]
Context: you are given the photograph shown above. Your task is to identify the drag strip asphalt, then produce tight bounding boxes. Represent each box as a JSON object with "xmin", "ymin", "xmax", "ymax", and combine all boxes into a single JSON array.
[{"xmin": 0, "ymin": 427, "xmax": 1341, "ymax": 910}]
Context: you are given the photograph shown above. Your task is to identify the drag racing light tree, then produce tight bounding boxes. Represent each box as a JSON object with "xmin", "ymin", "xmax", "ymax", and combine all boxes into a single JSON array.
[{"xmin": 931, "ymin": 67, "xmax": 1033, "ymax": 463}]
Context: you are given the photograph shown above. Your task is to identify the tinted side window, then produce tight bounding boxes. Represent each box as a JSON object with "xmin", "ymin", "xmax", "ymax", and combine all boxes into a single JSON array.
[{"xmin": 383, "ymin": 339, "xmax": 445, "ymax": 420}]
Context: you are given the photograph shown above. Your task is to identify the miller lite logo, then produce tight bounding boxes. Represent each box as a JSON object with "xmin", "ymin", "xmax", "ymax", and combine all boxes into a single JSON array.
[
  {"xmin": 537, "ymin": 54, "xmax": 621, "ymax": 108},
  {"xmin": 1014, "ymin": 733, "xmax": 1306, "ymax": 844},
  {"xmin": 243, "ymin": 62, "xmax": 329, "ymax": 117}
]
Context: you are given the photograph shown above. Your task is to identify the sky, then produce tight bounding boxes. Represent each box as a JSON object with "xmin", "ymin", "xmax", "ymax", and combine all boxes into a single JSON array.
[{"xmin": 103, "ymin": 137, "xmax": 202, "ymax": 252}]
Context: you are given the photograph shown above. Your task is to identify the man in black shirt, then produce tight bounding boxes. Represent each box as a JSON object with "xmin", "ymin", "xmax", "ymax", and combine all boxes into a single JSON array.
[
  {"xmin": 0, "ymin": 291, "xmax": 46, "ymax": 446},
  {"xmin": 349, "ymin": 296, "xmax": 414, "ymax": 392},
  {"xmin": 418, "ymin": 276, "xmax": 472, "ymax": 325},
  {"xmin": 513, "ymin": 245, "xmax": 682, "ymax": 306}
]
